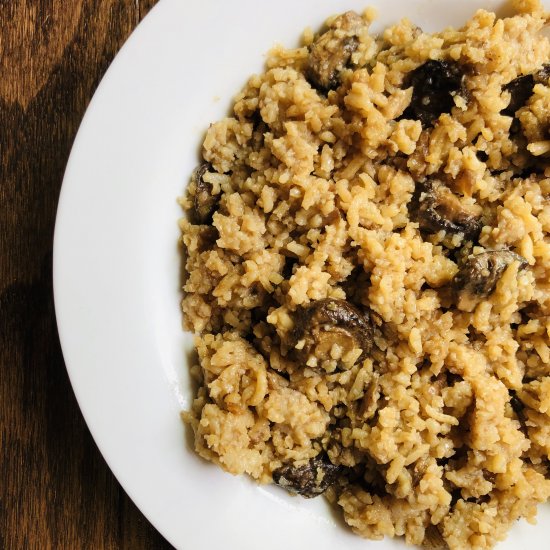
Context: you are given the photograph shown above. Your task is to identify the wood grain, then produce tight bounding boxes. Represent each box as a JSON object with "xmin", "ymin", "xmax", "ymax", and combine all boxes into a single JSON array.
[{"xmin": 0, "ymin": 1, "xmax": 174, "ymax": 548}]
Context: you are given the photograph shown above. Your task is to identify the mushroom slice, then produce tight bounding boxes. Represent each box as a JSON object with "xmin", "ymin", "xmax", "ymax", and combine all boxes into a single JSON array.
[
  {"xmin": 422, "ymin": 525, "xmax": 449, "ymax": 550},
  {"xmin": 293, "ymin": 298, "xmax": 373, "ymax": 369},
  {"xmin": 453, "ymin": 250, "xmax": 528, "ymax": 298},
  {"xmin": 415, "ymin": 180, "xmax": 483, "ymax": 241},
  {"xmin": 502, "ymin": 64, "xmax": 550, "ymax": 117},
  {"xmin": 196, "ymin": 226, "xmax": 219, "ymax": 252},
  {"xmin": 272, "ymin": 455, "xmax": 341, "ymax": 498},
  {"xmin": 306, "ymin": 11, "xmax": 364, "ymax": 91},
  {"xmin": 191, "ymin": 163, "xmax": 220, "ymax": 223},
  {"xmin": 401, "ymin": 60, "xmax": 466, "ymax": 127}
]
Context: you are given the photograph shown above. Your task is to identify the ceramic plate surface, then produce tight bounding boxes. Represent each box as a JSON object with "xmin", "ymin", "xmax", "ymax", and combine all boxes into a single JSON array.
[{"xmin": 53, "ymin": 0, "xmax": 549, "ymax": 547}]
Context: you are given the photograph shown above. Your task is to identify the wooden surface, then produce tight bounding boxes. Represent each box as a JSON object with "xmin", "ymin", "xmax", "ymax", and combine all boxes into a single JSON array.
[{"xmin": 0, "ymin": 1, "xmax": 174, "ymax": 548}]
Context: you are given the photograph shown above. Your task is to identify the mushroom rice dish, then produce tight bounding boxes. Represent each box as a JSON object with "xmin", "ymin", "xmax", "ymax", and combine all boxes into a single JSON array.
[{"xmin": 180, "ymin": 1, "xmax": 550, "ymax": 548}]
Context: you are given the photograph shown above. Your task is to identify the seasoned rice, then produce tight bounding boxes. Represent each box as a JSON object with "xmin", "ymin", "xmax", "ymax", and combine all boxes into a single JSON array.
[{"xmin": 180, "ymin": 1, "xmax": 550, "ymax": 548}]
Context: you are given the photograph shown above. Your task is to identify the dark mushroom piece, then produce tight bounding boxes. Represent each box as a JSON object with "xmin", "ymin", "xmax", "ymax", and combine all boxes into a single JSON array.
[
  {"xmin": 401, "ymin": 60, "xmax": 466, "ymax": 127},
  {"xmin": 306, "ymin": 11, "xmax": 364, "ymax": 91},
  {"xmin": 191, "ymin": 163, "xmax": 220, "ymax": 224},
  {"xmin": 272, "ymin": 455, "xmax": 341, "ymax": 498},
  {"xmin": 453, "ymin": 250, "xmax": 528, "ymax": 298},
  {"xmin": 503, "ymin": 74, "xmax": 536, "ymax": 118},
  {"xmin": 359, "ymin": 372, "xmax": 380, "ymax": 420},
  {"xmin": 502, "ymin": 64, "xmax": 550, "ymax": 117},
  {"xmin": 422, "ymin": 525, "xmax": 449, "ymax": 550},
  {"xmin": 509, "ymin": 390, "xmax": 528, "ymax": 433},
  {"xmin": 414, "ymin": 180, "xmax": 483, "ymax": 242},
  {"xmin": 196, "ymin": 226, "xmax": 219, "ymax": 253},
  {"xmin": 411, "ymin": 455, "xmax": 431, "ymax": 487},
  {"xmin": 293, "ymin": 298, "xmax": 373, "ymax": 368}
]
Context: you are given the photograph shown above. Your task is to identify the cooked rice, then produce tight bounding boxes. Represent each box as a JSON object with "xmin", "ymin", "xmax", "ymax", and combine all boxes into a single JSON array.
[{"xmin": 180, "ymin": 1, "xmax": 550, "ymax": 548}]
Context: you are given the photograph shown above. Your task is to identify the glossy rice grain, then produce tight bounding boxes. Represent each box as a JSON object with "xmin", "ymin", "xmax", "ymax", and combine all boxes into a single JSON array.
[{"xmin": 180, "ymin": 2, "xmax": 550, "ymax": 548}]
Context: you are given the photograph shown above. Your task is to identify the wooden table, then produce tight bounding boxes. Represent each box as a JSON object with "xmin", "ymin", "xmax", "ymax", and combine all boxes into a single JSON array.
[{"xmin": 1, "ymin": 2, "xmax": 174, "ymax": 547}]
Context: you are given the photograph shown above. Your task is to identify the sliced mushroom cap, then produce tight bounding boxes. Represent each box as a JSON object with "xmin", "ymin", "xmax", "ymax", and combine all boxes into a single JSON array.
[
  {"xmin": 293, "ymin": 298, "xmax": 373, "ymax": 369},
  {"xmin": 453, "ymin": 250, "xmax": 528, "ymax": 298},
  {"xmin": 306, "ymin": 11, "xmax": 364, "ymax": 91},
  {"xmin": 401, "ymin": 60, "xmax": 465, "ymax": 127},
  {"xmin": 422, "ymin": 525, "xmax": 449, "ymax": 550},
  {"xmin": 191, "ymin": 163, "xmax": 220, "ymax": 223},
  {"xmin": 358, "ymin": 372, "xmax": 380, "ymax": 420},
  {"xmin": 502, "ymin": 64, "xmax": 550, "ymax": 117},
  {"xmin": 196, "ymin": 226, "xmax": 219, "ymax": 252},
  {"xmin": 411, "ymin": 455, "xmax": 431, "ymax": 487},
  {"xmin": 537, "ymin": 64, "xmax": 550, "ymax": 84},
  {"xmin": 509, "ymin": 390, "xmax": 527, "ymax": 426},
  {"xmin": 415, "ymin": 180, "xmax": 483, "ymax": 241},
  {"xmin": 503, "ymin": 74, "xmax": 535, "ymax": 117},
  {"xmin": 272, "ymin": 455, "xmax": 341, "ymax": 498}
]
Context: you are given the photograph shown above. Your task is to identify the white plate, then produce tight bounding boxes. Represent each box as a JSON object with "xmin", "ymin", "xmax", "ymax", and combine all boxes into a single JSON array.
[{"xmin": 53, "ymin": 0, "xmax": 550, "ymax": 548}]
